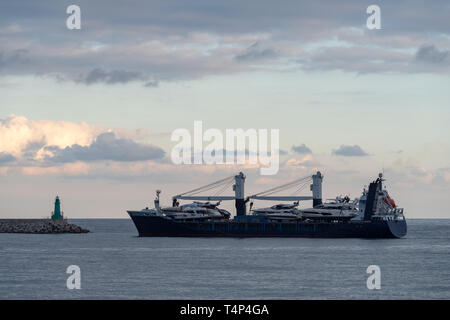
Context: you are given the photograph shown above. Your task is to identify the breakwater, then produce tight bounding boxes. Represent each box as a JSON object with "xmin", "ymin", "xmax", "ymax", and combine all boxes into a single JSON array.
[{"xmin": 0, "ymin": 219, "xmax": 89, "ymax": 234}]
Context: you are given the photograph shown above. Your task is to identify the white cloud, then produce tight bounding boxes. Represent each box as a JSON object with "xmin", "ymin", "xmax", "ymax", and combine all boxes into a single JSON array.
[
  {"xmin": 286, "ymin": 154, "xmax": 321, "ymax": 168},
  {"xmin": 0, "ymin": 114, "xmax": 96, "ymax": 158},
  {"xmin": 0, "ymin": 114, "xmax": 160, "ymax": 162}
]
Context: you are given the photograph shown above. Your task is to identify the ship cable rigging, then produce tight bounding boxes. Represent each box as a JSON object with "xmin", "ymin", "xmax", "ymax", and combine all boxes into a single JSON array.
[
  {"xmin": 247, "ymin": 175, "xmax": 314, "ymax": 202},
  {"xmin": 290, "ymin": 179, "xmax": 312, "ymax": 195},
  {"xmin": 172, "ymin": 174, "xmax": 236, "ymax": 203}
]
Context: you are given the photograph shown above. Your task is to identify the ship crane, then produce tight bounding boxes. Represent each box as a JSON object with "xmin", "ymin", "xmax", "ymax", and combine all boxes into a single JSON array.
[
  {"xmin": 247, "ymin": 171, "xmax": 323, "ymax": 207},
  {"xmin": 172, "ymin": 172, "xmax": 248, "ymax": 216}
]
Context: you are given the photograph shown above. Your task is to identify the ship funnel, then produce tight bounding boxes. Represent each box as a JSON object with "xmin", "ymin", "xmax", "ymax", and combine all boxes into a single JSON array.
[
  {"xmin": 311, "ymin": 171, "xmax": 323, "ymax": 207},
  {"xmin": 363, "ymin": 174, "xmax": 383, "ymax": 220},
  {"xmin": 234, "ymin": 172, "xmax": 246, "ymax": 216}
]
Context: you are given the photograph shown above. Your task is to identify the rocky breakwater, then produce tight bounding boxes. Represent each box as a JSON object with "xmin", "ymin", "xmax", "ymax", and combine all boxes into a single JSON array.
[{"xmin": 0, "ymin": 219, "xmax": 89, "ymax": 234}]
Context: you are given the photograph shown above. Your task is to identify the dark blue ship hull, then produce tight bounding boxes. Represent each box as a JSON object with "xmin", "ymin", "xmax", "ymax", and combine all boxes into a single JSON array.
[{"xmin": 128, "ymin": 214, "xmax": 407, "ymax": 238}]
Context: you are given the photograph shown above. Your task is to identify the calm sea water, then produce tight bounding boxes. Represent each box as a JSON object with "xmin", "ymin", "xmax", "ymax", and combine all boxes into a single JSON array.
[{"xmin": 0, "ymin": 219, "xmax": 449, "ymax": 299}]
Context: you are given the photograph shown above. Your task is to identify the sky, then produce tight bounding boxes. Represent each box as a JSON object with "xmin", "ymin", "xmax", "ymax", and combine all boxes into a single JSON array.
[{"xmin": 0, "ymin": 0, "xmax": 449, "ymax": 218}]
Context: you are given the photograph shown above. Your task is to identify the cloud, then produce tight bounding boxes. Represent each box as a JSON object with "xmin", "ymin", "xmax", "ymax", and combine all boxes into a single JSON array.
[
  {"xmin": 0, "ymin": 49, "xmax": 29, "ymax": 71},
  {"xmin": 291, "ymin": 144, "xmax": 312, "ymax": 154},
  {"xmin": 415, "ymin": 45, "xmax": 449, "ymax": 64},
  {"xmin": 234, "ymin": 42, "xmax": 278, "ymax": 62},
  {"xmin": 1, "ymin": 1, "xmax": 448, "ymax": 82},
  {"xmin": 0, "ymin": 114, "xmax": 96, "ymax": 158},
  {"xmin": 434, "ymin": 167, "xmax": 450, "ymax": 184},
  {"xmin": 0, "ymin": 114, "xmax": 162, "ymax": 162},
  {"xmin": 144, "ymin": 80, "xmax": 159, "ymax": 88},
  {"xmin": 80, "ymin": 68, "xmax": 147, "ymax": 85},
  {"xmin": 45, "ymin": 132, "xmax": 165, "ymax": 163},
  {"xmin": 0, "ymin": 152, "xmax": 16, "ymax": 163},
  {"xmin": 303, "ymin": 45, "xmax": 415, "ymax": 74},
  {"xmin": 332, "ymin": 145, "xmax": 368, "ymax": 157},
  {"xmin": 286, "ymin": 154, "xmax": 320, "ymax": 168}
]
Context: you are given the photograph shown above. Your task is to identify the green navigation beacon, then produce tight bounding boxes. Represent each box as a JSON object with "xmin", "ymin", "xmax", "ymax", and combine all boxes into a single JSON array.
[{"xmin": 51, "ymin": 196, "xmax": 64, "ymax": 220}]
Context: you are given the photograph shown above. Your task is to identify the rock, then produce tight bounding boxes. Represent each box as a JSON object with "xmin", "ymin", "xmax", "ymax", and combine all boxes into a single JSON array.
[{"xmin": 0, "ymin": 219, "xmax": 89, "ymax": 234}]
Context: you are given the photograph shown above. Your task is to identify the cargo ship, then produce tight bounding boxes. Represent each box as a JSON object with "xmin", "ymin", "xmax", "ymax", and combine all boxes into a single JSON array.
[{"xmin": 127, "ymin": 172, "xmax": 407, "ymax": 238}]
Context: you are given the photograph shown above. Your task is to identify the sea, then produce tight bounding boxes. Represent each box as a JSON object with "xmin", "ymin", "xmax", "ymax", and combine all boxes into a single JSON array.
[{"xmin": 0, "ymin": 219, "xmax": 449, "ymax": 299}]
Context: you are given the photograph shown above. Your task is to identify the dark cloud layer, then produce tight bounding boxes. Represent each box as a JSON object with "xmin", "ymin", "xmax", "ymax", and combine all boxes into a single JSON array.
[
  {"xmin": 332, "ymin": 145, "xmax": 368, "ymax": 157},
  {"xmin": 0, "ymin": 1, "xmax": 449, "ymax": 83},
  {"xmin": 45, "ymin": 132, "xmax": 165, "ymax": 162}
]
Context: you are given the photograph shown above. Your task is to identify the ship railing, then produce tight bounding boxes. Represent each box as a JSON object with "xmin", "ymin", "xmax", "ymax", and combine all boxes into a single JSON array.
[
  {"xmin": 373, "ymin": 207, "xmax": 405, "ymax": 221},
  {"xmin": 391, "ymin": 208, "xmax": 405, "ymax": 221},
  {"xmin": 382, "ymin": 208, "xmax": 404, "ymax": 215}
]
